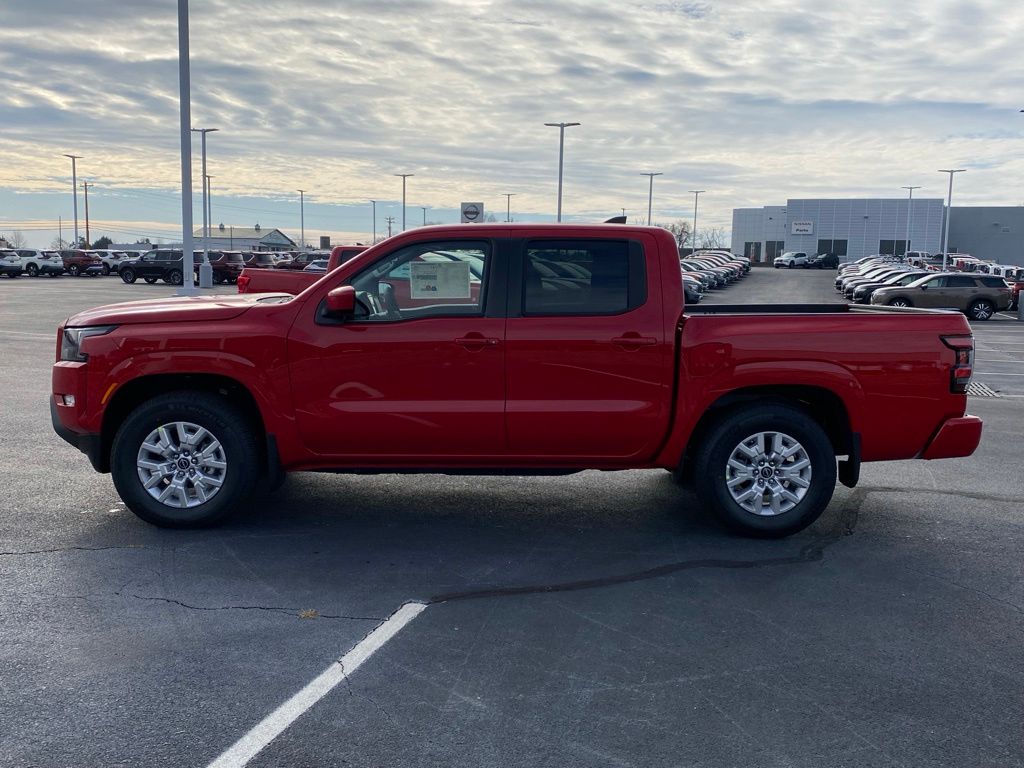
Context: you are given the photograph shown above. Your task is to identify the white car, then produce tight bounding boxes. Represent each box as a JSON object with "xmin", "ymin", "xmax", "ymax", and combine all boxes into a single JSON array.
[
  {"xmin": 17, "ymin": 249, "xmax": 65, "ymax": 277},
  {"xmin": 0, "ymin": 249, "xmax": 24, "ymax": 278},
  {"xmin": 774, "ymin": 251, "xmax": 810, "ymax": 268},
  {"xmin": 91, "ymin": 249, "xmax": 131, "ymax": 275}
]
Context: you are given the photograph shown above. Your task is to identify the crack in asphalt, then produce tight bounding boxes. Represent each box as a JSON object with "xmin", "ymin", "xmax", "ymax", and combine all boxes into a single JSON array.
[
  {"xmin": 856, "ymin": 485, "xmax": 1021, "ymax": 504},
  {"xmin": 123, "ymin": 594, "xmax": 384, "ymax": 621},
  {"xmin": 427, "ymin": 489, "xmax": 866, "ymax": 604},
  {"xmin": 0, "ymin": 545, "xmax": 145, "ymax": 557}
]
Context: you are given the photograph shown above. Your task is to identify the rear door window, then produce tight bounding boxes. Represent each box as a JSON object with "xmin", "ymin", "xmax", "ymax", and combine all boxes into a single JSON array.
[
  {"xmin": 947, "ymin": 276, "xmax": 977, "ymax": 288},
  {"xmin": 522, "ymin": 239, "xmax": 644, "ymax": 316}
]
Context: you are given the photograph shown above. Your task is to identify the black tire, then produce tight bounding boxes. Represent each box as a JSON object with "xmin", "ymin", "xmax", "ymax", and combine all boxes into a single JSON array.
[
  {"xmin": 144, "ymin": 276, "xmax": 158, "ymax": 284},
  {"xmin": 787, "ymin": 263, "xmax": 793, "ymax": 269},
  {"xmin": 26, "ymin": 263, "xmax": 39, "ymax": 277},
  {"xmin": 101, "ymin": 263, "xmax": 111, "ymax": 276},
  {"xmin": 887, "ymin": 297, "xmax": 912, "ymax": 308},
  {"xmin": 121, "ymin": 268, "xmax": 137, "ymax": 284},
  {"xmin": 693, "ymin": 403, "xmax": 837, "ymax": 538},
  {"xmin": 68, "ymin": 264, "xmax": 80, "ymax": 277},
  {"xmin": 166, "ymin": 269, "xmax": 183, "ymax": 285},
  {"xmin": 968, "ymin": 299, "xmax": 995, "ymax": 321},
  {"xmin": 110, "ymin": 391, "xmax": 261, "ymax": 528}
]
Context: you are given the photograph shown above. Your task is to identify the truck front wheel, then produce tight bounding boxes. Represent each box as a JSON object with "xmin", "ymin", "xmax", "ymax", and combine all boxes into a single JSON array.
[
  {"xmin": 693, "ymin": 404, "xmax": 836, "ymax": 538},
  {"xmin": 110, "ymin": 392, "xmax": 260, "ymax": 528}
]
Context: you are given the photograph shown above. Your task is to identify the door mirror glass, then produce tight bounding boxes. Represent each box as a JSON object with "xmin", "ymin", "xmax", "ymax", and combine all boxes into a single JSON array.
[{"xmin": 326, "ymin": 285, "xmax": 356, "ymax": 317}]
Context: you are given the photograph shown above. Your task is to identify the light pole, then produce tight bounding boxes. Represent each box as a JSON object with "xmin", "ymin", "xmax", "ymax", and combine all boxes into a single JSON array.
[
  {"xmin": 297, "ymin": 189, "xmax": 305, "ymax": 249},
  {"xmin": 938, "ymin": 169, "xmax": 965, "ymax": 270},
  {"xmin": 901, "ymin": 185, "xmax": 921, "ymax": 256},
  {"xmin": 394, "ymin": 174, "xmax": 414, "ymax": 231},
  {"xmin": 689, "ymin": 190, "xmax": 705, "ymax": 253},
  {"xmin": 641, "ymin": 172, "xmax": 663, "ymax": 226},
  {"xmin": 176, "ymin": 0, "xmax": 196, "ymax": 295},
  {"xmin": 503, "ymin": 193, "xmax": 516, "ymax": 222},
  {"xmin": 544, "ymin": 122, "xmax": 580, "ymax": 221},
  {"xmin": 385, "ymin": 216, "xmax": 396, "ymax": 238},
  {"xmin": 369, "ymin": 200, "xmax": 377, "ymax": 242},
  {"xmin": 205, "ymin": 174, "xmax": 213, "ymax": 236},
  {"xmin": 62, "ymin": 154, "xmax": 81, "ymax": 247},
  {"xmin": 421, "ymin": 206, "xmax": 428, "ymax": 226},
  {"xmin": 81, "ymin": 181, "xmax": 94, "ymax": 246},
  {"xmin": 190, "ymin": 127, "xmax": 217, "ymax": 287}
]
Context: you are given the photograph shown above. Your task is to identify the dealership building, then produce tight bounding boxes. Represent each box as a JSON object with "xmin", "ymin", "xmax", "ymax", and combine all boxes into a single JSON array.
[{"xmin": 732, "ymin": 199, "xmax": 1024, "ymax": 265}]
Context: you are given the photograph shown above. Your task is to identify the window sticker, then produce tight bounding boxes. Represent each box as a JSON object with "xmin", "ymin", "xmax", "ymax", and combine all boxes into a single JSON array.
[{"xmin": 409, "ymin": 260, "xmax": 471, "ymax": 299}]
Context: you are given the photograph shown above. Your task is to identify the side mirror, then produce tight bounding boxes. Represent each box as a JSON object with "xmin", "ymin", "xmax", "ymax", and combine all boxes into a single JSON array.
[
  {"xmin": 325, "ymin": 285, "xmax": 356, "ymax": 317},
  {"xmin": 920, "ymin": 284, "xmax": 928, "ymax": 290}
]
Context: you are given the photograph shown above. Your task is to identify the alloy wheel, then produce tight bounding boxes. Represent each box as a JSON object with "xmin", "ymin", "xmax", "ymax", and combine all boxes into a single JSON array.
[
  {"xmin": 724, "ymin": 431, "xmax": 812, "ymax": 517},
  {"xmin": 136, "ymin": 421, "xmax": 227, "ymax": 509}
]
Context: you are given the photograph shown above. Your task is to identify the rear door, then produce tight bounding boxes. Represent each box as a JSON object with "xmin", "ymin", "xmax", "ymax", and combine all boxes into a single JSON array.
[{"xmin": 504, "ymin": 234, "xmax": 674, "ymax": 460}]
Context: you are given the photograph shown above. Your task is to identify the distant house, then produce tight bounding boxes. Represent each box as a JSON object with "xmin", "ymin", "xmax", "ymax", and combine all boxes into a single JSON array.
[{"xmin": 193, "ymin": 224, "xmax": 296, "ymax": 251}]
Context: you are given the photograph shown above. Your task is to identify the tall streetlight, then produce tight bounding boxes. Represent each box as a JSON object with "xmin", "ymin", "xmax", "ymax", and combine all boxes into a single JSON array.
[
  {"xmin": 62, "ymin": 154, "xmax": 82, "ymax": 247},
  {"xmin": 395, "ymin": 174, "xmax": 414, "ymax": 231},
  {"xmin": 175, "ymin": 0, "xmax": 196, "ymax": 295},
  {"xmin": 503, "ymin": 193, "xmax": 516, "ymax": 222},
  {"xmin": 938, "ymin": 170, "xmax": 965, "ymax": 270},
  {"xmin": 641, "ymin": 172, "xmax": 663, "ymax": 225},
  {"xmin": 205, "ymin": 174, "xmax": 213, "ymax": 235},
  {"xmin": 297, "ymin": 189, "xmax": 305, "ymax": 249},
  {"xmin": 81, "ymin": 181, "xmax": 94, "ymax": 246},
  {"xmin": 421, "ymin": 206, "xmax": 428, "ymax": 226},
  {"xmin": 689, "ymin": 190, "xmax": 706, "ymax": 252},
  {"xmin": 901, "ymin": 185, "xmax": 921, "ymax": 256},
  {"xmin": 544, "ymin": 121, "xmax": 580, "ymax": 222},
  {"xmin": 191, "ymin": 127, "xmax": 217, "ymax": 287},
  {"xmin": 369, "ymin": 200, "xmax": 377, "ymax": 242}
]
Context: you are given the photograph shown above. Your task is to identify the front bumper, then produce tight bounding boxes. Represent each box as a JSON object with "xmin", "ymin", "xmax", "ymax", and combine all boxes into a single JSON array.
[
  {"xmin": 50, "ymin": 397, "xmax": 105, "ymax": 471},
  {"xmin": 921, "ymin": 415, "xmax": 983, "ymax": 460}
]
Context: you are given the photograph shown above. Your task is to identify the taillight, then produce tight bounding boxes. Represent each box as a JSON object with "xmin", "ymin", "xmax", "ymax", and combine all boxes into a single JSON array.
[
  {"xmin": 237, "ymin": 275, "xmax": 251, "ymax": 293},
  {"xmin": 941, "ymin": 336, "xmax": 974, "ymax": 394}
]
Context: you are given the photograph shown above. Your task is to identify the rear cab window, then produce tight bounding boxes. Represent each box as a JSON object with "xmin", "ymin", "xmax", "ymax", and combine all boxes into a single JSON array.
[{"xmin": 521, "ymin": 239, "xmax": 645, "ymax": 316}]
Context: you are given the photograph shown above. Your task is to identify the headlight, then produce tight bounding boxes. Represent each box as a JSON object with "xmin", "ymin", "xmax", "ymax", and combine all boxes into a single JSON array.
[{"xmin": 61, "ymin": 326, "xmax": 117, "ymax": 362}]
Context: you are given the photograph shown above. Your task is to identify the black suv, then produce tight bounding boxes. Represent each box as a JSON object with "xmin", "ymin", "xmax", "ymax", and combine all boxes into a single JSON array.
[
  {"xmin": 807, "ymin": 253, "xmax": 839, "ymax": 269},
  {"xmin": 119, "ymin": 250, "xmax": 198, "ymax": 285}
]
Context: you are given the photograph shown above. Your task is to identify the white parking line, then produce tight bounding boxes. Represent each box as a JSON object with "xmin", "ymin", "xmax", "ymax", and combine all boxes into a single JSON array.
[
  {"xmin": 976, "ymin": 372, "xmax": 1024, "ymax": 376},
  {"xmin": 206, "ymin": 601, "xmax": 427, "ymax": 768}
]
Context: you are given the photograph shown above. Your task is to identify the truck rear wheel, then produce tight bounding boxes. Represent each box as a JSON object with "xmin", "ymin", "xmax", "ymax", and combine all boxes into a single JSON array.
[
  {"xmin": 693, "ymin": 404, "xmax": 836, "ymax": 538},
  {"xmin": 110, "ymin": 392, "xmax": 260, "ymax": 528}
]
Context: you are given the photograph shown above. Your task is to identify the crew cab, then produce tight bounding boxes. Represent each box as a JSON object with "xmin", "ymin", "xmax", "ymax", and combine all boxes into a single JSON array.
[
  {"xmin": 51, "ymin": 224, "xmax": 982, "ymax": 537},
  {"xmin": 237, "ymin": 245, "xmax": 367, "ymax": 295}
]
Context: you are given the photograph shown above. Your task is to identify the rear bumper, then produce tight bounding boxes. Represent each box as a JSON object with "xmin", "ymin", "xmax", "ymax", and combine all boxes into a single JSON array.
[
  {"xmin": 921, "ymin": 415, "xmax": 983, "ymax": 460},
  {"xmin": 50, "ymin": 397, "xmax": 105, "ymax": 471},
  {"xmin": 1, "ymin": 265, "xmax": 24, "ymax": 276}
]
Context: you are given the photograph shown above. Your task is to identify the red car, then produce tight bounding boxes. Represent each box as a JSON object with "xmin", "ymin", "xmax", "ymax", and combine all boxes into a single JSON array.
[
  {"xmin": 52, "ymin": 224, "xmax": 981, "ymax": 536},
  {"xmin": 59, "ymin": 249, "xmax": 104, "ymax": 277}
]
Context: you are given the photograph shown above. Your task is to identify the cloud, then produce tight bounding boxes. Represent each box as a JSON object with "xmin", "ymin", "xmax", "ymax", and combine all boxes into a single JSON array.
[{"xmin": 1, "ymin": 0, "xmax": 1023, "ymax": 247}]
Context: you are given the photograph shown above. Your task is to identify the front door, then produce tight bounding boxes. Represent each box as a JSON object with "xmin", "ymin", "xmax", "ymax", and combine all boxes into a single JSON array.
[
  {"xmin": 504, "ymin": 234, "xmax": 673, "ymax": 460},
  {"xmin": 288, "ymin": 237, "xmax": 508, "ymax": 460}
]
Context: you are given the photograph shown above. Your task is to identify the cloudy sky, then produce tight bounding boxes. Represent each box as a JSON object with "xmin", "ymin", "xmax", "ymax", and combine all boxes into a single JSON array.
[{"xmin": 1, "ymin": 0, "xmax": 1023, "ymax": 248}]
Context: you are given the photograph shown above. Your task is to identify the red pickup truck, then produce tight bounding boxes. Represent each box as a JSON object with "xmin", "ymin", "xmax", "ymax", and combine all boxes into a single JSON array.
[
  {"xmin": 51, "ymin": 224, "xmax": 982, "ymax": 537},
  {"xmin": 237, "ymin": 245, "xmax": 367, "ymax": 295}
]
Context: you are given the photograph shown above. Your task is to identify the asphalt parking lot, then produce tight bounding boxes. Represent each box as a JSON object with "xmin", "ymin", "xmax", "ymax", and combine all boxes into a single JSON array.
[{"xmin": 2, "ymin": 271, "xmax": 1023, "ymax": 767}]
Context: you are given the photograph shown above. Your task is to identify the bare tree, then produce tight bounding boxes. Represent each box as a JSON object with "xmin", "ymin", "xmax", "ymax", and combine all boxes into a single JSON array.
[
  {"xmin": 698, "ymin": 227, "xmax": 727, "ymax": 249},
  {"xmin": 2, "ymin": 230, "xmax": 27, "ymax": 248},
  {"xmin": 50, "ymin": 235, "xmax": 69, "ymax": 249},
  {"xmin": 654, "ymin": 220, "xmax": 691, "ymax": 251}
]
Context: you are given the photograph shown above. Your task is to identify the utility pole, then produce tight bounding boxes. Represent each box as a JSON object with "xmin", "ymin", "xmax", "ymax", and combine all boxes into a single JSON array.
[
  {"xmin": 175, "ymin": 0, "xmax": 196, "ymax": 295},
  {"xmin": 689, "ymin": 190, "xmax": 705, "ymax": 252},
  {"xmin": 544, "ymin": 122, "xmax": 580, "ymax": 221},
  {"xmin": 938, "ymin": 170, "xmax": 965, "ymax": 270},
  {"xmin": 297, "ymin": 189, "xmax": 305, "ymax": 248},
  {"xmin": 370, "ymin": 200, "xmax": 377, "ymax": 242},
  {"xmin": 901, "ymin": 185, "xmax": 921, "ymax": 256},
  {"xmin": 190, "ymin": 127, "xmax": 217, "ymax": 287},
  {"xmin": 385, "ymin": 216, "xmax": 396, "ymax": 238},
  {"xmin": 421, "ymin": 206, "xmax": 428, "ymax": 226},
  {"xmin": 62, "ymin": 154, "xmax": 82, "ymax": 248},
  {"xmin": 503, "ymin": 193, "xmax": 516, "ymax": 222},
  {"xmin": 58, "ymin": 216, "xmax": 63, "ymax": 248},
  {"xmin": 81, "ymin": 181, "xmax": 94, "ymax": 246},
  {"xmin": 641, "ymin": 172, "xmax": 663, "ymax": 226},
  {"xmin": 394, "ymin": 175, "xmax": 413, "ymax": 231},
  {"xmin": 205, "ymin": 175, "xmax": 213, "ymax": 236}
]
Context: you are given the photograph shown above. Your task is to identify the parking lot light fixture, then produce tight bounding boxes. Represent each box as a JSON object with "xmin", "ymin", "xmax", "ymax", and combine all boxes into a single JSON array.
[
  {"xmin": 62, "ymin": 154, "xmax": 82, "ymax": 248},
  {"xmin": 297, "ymin": 189, "xmax": 305, "ymax": 248},
  {"xmin": 394, "ymin": 174, "xmax": 414, "ymax": 231},
  {"xmin": 190, "ymin": 127, "xmax": 217, "ymax": 287},
  {"xmin": 689, "ymin": 190, "xmax": 706, "ymax": 253},
  {"xmin": 544, "ymin": 122, "xmax": 580, "ymax": 222},
  {"xmin": 641, "ymin": 173, "xmax": 663, "ymax": 226},
  {"xmin": 370, "ymin": 200, "xmax": 377, "ymax": 242},
  {"xmin": 176, "ymin": 0, "xmax": 196, "ymax": 296},
  {"xmin": 938, "ymin": 170, "xmax": 966, "ymax": 271},
  {"xmin": 503, "ymin": 193, "xmax": 516, "ymax": 222},
  {"xmin": 901, "ymin": 185, "xmax": 921, "ymax": 255}
]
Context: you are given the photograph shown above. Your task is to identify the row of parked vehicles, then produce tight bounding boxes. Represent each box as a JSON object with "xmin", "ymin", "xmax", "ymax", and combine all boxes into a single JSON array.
[
  {"xmin": 678, "ymin": 250, "xmax": 752, "ymax": 303},
  {"xmin": 773, "ymin": 252, "xmax": 841, "ymax": 269},
  {"xmin": 1, "ymin": 248, "xmax": 120, "ymax": 277},
  {"xmin": 835, "ymin": 255, "xmax": 1017, "ymax": 320}
]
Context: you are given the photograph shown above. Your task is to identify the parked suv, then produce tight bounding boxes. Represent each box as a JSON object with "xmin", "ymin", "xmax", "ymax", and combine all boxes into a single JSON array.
[
  {"xmin": 807, "ymin": 253, "xmax": 839, "ymax": 269},
  {"xmin": 774, "ymin": 252, "xmax": 809, "ymax": 268},
  {"xmin": 1, "ymin": 249, "xmax": 24, "ymax": 278},
  {"xmin": 870, "ymin": 273, "xmax": 1012, "ymax": 320},
  {"xmin": 18, "ymin": 249, "xmax": 65, "ymax": 277},
  {"xmin": 59, "ymin": 250, "xmax": 104, "ymax": 277},
  {"xmin": 92, "ymin": 250, "xmax": 131, "ymax": 275},
  {"xmin": 204, "ymin": 250, "xmax": 246, "ymax": 283},
  {"xmin": 119, "ymin": 250, "xmax": 194, "ymax": 285},
  {"xmin": 243, "ymin": 252, "xmax": 277, "ymax": 269}
]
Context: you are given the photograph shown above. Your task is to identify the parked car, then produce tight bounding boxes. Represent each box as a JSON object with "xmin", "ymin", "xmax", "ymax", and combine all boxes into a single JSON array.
[
  {"xmin": 92, "ymin": 250, "xmax": 131, "ymax": 275},
  {"xmin": 774, "ymin": 251, "xmax": 810, "ymax": 268},
  {"xmin": 1, "ymin": 249, "xmax": 24, "ymax": 278},
  {"xmin": 119, "ymin": 249, "xmax": 205, "ymax": 285},
  {"xmin": 59, "ymin": 250, "xmax": 104, "ymax": 277},
  {"xmin": 243, "ymin": 252, "xmax": 277, "ymax": 269},
  {"xmin": 681, "ymin": 275, "xmax": 703, "ymax": 304},
  {"xmin": 303, "ymin": 259, "xmax": 329, "ymax": 273},
  {"xmin": 275, "ymin": 251, "xmax": 328, "ymax": 271},
  {"xmin": 204, "ymin": 250, "xmax": 246, "ymax": 284},
  {"xmin": 237, "ymin": 245, "xmax": 368, "ymax": 295},
  {"xmin": 870, "ymin": 272, "xmax": 1012, "ymax": 320},
  {"xmin": 807, "ymin": 253, "xmax": 839, "ymax": 269},
  {"xmin": 53, "ymin": 223, "xmax": 982, "ymax": 536},
  {"xmin": 18, "ymin": 249, "xmax": 65, "ymax": 277},
  {"xmin": 850, "ymin": 271, "xmax": 929, "ymax": 304}
]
